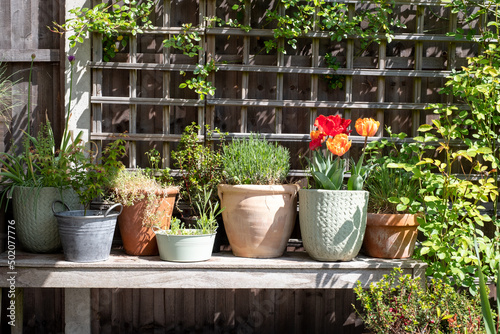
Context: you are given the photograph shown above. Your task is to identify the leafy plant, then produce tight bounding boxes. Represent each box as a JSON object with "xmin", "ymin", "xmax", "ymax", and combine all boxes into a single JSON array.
[
  {"xmin": 323, "ymin": 54, "xmax": 344, "ymax": 90},
  {"xmin": 222, "ymin": 134, "xmax": 290, "ymax": 185},
  {"xmin": 264, "ymin": 0, "xmax": 404, "ymax": 53},
  {"xmin": 163, "ymin": 24, "xmax": 218, "ymax": 99},
  {"xmin": 171, "ymin": 123, "xmax": 225, "ymax": 216},
  {"xmin": 70, "ymin": 139, "xmax": 127, "ymax": 212},
  {"xmin": 50, "ymin": 0, "xmax": 155, "ymax": 61},
  {"xmin": 157, "ymin": 189, "xmax": 222, "ymax": 235},
  {"xmin": 364, "ymin": 129, "xmax": 423, "ymax": 214},
  {"xmin": 0, "ymin": 55, "xmax": 84, "ymax": 205},
  {"xmin": 354, "ymin": 267, "xmax": 484, "ymax": 334},
  {"xmin": 400, "ymin": 104, "xmax": 500, "ymax": 292},
  {"xmin": 144, "ymin": 148, "xmax": 174, "ymax": 186},
  {"xmin": 108, "ymin": 167, "xmax": 177, "ymax": 228},
  {"xmin": 475, "ymin": 240, "xmax": 500, "ymax": 334}
]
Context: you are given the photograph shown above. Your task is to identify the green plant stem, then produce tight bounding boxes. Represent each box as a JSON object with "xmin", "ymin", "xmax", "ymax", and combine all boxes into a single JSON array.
[{"xmin": 27, "ymin": 55, "xmax": 34, "ymax": 138}]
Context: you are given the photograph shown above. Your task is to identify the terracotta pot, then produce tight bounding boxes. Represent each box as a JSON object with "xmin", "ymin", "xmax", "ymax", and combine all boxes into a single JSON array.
[
  {"xmin": 363, "ymin": 213, "xmax": 419, "ymax": 259},
  {"xmin": 118, "ymin": 188, "xmax": 178, "ymax": 256},
  {"xmin": 218, "ymin": 184, "xmax": 300, "ymax": 258}
]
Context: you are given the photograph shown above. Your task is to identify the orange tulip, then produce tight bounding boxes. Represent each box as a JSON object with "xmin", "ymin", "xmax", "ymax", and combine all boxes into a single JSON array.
[
  {"xmin": 326, "ymin": 134, "xmax": 352, "ymax": 156},
  {"xmin": 355, "ymin": 118, "xmax": 380, "ymax": 137},
  {"xmin": 309, "ymin": 130, "xmax": 325, "ymax": 150}
]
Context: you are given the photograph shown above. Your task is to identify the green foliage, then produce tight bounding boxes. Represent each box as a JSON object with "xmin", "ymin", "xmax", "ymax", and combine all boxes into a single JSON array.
[
  {"xmin": 70, "ymin": 139, "xmax": 127, "ymax": 211},
  {"xmin": 222, "ymin": 134, "xmax": 290, "ymax": 185},
  {"xmin": 438, "ymin": 3, "xmax": 500, "ymax": 286},
  {"xmin": 264, "ymin": 0, "xmax": 404, "ymax": 53},
  {"xmin": 364, "ymin": 129, "xmax": 423, "ymax": 214},
  {"xmin": 323, "ymin": 54, "xmax": 344, "ymax": 90},
  {"xmin": 163, "ymin": 24, "xmax": 219, "ymax": 99},
  {"xmin": 171, "ymin": 123, "xmax": 225, "ymax": 216},
  {"xmin": 144, "ymin": 148, "xmax": 174, "ymax": 186},
  {"xmin": 306, "ymin": 149, "xmax": 346, "ymax": 190},
  {"xmin": 347, "ymin": 153, "xmax": 374, "ymax": 191},
  {"xmin": 475, "ymin": 240, "xmax": 500, "ymax": 334},
  {"xmin": 50, "ymin": 0, "xmax": 155, "ymax": 61},
  {"xmin": 354, "ymin": 268, "xmax": 484, "ymax": 334},
  {"xmin": 159, "ymin": 188, "xmax": 222, "ymax": 235},
  {"xmin": 163, "ymin": 23, "xmax": 202, "ymax": 57},
  {"xmin": 0, "ymin": 62, "xmax": 18, "ymax": 126},
  {"xmin": 193, "ymin": 188, "xmax": 223, "ymax": 235},
  {"xmin": 0, "ymin": 56, "xmax": 85, "ymax": 206},
  {"xmin": 407, "ymin": 106, "xmax": 500, "ymax": 292}
]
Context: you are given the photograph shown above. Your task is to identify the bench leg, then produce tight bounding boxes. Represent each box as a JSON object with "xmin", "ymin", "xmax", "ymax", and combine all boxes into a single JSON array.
[{"xmin": 65, "ymin": 288, "xmax": 91, "ymax": 334}]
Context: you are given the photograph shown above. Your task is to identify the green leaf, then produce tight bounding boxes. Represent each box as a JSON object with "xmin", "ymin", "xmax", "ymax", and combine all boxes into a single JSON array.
[
  {"xmin": 418, "ymin": 124, "xmax": 433, "ymax": 132},
  {"xmin": 475, "ymin": 241, "xmax": 496, "ymax": 334}
]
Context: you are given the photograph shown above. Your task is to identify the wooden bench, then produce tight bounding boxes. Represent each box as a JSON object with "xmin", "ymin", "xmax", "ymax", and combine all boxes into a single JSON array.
[{"xmin": 0, "ymin": 250, "xmax": 427, "ymax": 333}]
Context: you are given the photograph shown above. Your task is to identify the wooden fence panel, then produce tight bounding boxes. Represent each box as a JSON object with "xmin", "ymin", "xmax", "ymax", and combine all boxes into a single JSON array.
[
  {"xmin": 0, "ymin": 0, "xmax": 64, "ymax": 154},
  {"xmin": 90, "ymin": 288, "xmax": 365, "ymax": 334}
]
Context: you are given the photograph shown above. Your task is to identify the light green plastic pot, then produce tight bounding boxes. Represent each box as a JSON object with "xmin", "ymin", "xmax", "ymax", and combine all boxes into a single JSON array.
[{"xmin": 154, "ymin": 230, "xmax": 215, "ymax": 262}]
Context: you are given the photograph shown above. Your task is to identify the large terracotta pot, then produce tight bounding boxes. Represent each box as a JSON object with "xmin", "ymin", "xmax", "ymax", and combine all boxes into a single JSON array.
[
  {"xmin": 363, "ymin": 213, "xmax": 419, "ymax": 259},
  {"xmin": 118, "ymin": 188, "xmax": 178, "ymax": 256},
  {"xmin": 13, "ymin": 186, "xmax": 80, "ymax": 253},
  {"xmin": 299, "ymin": 189, "xmax": 369, "ymax": 262},
  {"xmin": 217, "ymin": 184, "xmax": 300, "ymax": 258}
]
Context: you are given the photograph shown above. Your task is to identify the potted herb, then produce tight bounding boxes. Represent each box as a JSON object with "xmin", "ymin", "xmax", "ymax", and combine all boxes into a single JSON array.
[
  {"xmin": 171, "ymin": 123, "xmax": 227, "ymax": 250},
  {"xmin": 299, "ymin": 115, "xmax": 377, "ymax": 261},
  {"xmin": 172, "ymin": 123, "xmax": 224, "ymax": 218},
  {"xmin": 52, "ymin": 138, "xmax": 126, "ymax": 262},
  {"xmin": 154, "ymin": 189, "xmax": 222, "ymax": 262},
  {"xmin": 108, "ymin": 155, "xmax": 179, "ymax": 256},
  {"xmin": 217, "ymin": 134, "xmax": 299, "ymax": 258},
  {"xmin": 362, "ymin": 130, "xmax": 423, "ymax": 259}
]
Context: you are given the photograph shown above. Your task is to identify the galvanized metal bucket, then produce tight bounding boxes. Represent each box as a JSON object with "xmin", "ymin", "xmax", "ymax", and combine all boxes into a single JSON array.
[{"xmin": 52, "ymin": 201, "xmax": 123, "ymax": 262}]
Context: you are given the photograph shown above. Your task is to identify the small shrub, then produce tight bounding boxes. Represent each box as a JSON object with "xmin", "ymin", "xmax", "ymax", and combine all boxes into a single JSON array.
[
  {"xmin": 222, "ymin": 134, "xmax": 290, "ymax": 185},
  {"xmin": 353, "ymin": 268, "xmax": 484, "ymax": 334},
  {"xmin": 171, "ymin": 123, "xmax": 225, "ymax": 215}
]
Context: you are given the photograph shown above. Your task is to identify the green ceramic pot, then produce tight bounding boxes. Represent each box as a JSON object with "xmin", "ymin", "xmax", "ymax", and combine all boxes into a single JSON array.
[
  {"xmin": 13, "ymin": 186, "xmax": 80, "ymax": 253},
  {"xmin": 299, "ymin": 189, "xmax": 369, "ymax": 261}
]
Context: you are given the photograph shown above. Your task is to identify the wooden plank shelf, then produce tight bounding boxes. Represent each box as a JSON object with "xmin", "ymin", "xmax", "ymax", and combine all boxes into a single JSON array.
[
  {"xmin": 0, "ymin": 249, "xmax": 426, "ymax": 333},
  {"xmin": 0, "ymin": 250, "xmax": 426, "ymax": 290}
]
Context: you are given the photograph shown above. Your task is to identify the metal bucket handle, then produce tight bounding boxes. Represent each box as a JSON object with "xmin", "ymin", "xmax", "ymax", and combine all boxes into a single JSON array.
[
  {"xmin": 105, "ymin": 203, "xmax": 123, "ymax": 217},
  {"xmin": 52, "ymin": 200, "xmax": 71, "ymax": 214}
]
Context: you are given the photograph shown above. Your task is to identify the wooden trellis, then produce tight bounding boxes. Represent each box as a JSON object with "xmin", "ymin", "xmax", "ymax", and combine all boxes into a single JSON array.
[{"xmin": 88, "ymin": 0, "xmax": 478, "ymax": 171}]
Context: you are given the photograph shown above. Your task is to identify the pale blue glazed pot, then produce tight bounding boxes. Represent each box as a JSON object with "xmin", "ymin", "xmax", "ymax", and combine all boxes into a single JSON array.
[{"xmin": 299, "ymin": 189, "xmax": 369, "ymax": 262}]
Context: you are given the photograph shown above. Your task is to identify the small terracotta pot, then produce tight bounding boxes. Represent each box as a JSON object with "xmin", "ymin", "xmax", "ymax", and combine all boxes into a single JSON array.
[
  {"xmin": 118, "ymin": 188, "xmax": 178, "ymax": 256},
  {"xmin": 218, "ymin": 184, "xmax": 299, "ymax": 258},
  {"xmin": 363, "ymin": 213, "xmax": 419, "ymax": 259}
]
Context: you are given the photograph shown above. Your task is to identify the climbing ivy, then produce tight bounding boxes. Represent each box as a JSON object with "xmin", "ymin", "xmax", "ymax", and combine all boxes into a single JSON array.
[{"xmin": 51, "ymin": 0, "xmax": 155, "ymax": 61}]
